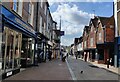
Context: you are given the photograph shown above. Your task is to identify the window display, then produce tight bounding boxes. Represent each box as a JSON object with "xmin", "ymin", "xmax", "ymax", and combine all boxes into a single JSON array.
[{"xmin": 2, "ymin": 26, "xmax": 22, "ymax": 73}]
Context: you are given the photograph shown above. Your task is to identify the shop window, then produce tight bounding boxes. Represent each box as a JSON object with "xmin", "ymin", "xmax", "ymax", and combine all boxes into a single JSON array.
[{"xmin": 2, "ymin": 26, "xmax": 22, "ymax": 73}]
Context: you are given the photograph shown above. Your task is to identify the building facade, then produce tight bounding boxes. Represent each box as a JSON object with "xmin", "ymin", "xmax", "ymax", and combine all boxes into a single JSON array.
[
  {"xmin": 0, "ymin": 0, "xmax": 59, "ymax": 79},
  {"xmin": 96, "ymin": 16, "xmax": 115, "ymax": 64},
  {"xmin": 83, "ymin": 26, "xmax": 90, "ymax": 61},
  {"xmin": 35, "ymin": 1, "xmax": 50, "ymax": 63},
  {"xmin": 52, "ymin": 21, "xmax": 61, "ymax": 59},
  {"xmin": 114, "ymin": 0, "xmax": 120, "ymax": 67},
  {"xmin": 1, "ymin": 1, "xmax": 37, "ymax": 79},
  {"xmin": 81, "ymin": 16, "xmax": 115, "ymax": 65},
  {"xmin": 87, "ymin": 17, "xmax": 98, "ymax": 62}
]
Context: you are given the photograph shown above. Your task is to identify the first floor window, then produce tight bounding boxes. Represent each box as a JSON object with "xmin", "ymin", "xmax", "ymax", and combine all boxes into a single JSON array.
[
  {"xmin": 13, "ymin": 0, "xmax": 18, "ymax": 12},
  {"xmin": 90, "ymin": 38, "xmax": 93, "ymax": 47},
  {"xmin": 99, "ymin": 32, "xmax": 102, "ymax": 40}
]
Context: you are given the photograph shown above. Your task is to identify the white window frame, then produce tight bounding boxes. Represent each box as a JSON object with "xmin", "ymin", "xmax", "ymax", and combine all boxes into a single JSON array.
[
  {"xmin": 44, "ymin": 4, "xmax": 47, "ymax": 15},
  {"xmin": 40, "ymin": 0, "xmax": 43, "ymax": 8},
  {"xmin": 84, "ymin": 41, "xmax": 86, "ymax": 48},
  {"xmin": 17, "ymin": 0, "xmax": 23, "ymax": 16},
  {"xmin": 30, "ymin": 4, "xmax": 34, "ymax": 25},
  {"xmin": 13, "ymin": 0, "xmax": 18, "ymax": 12},
  {"xmin": 90, "ymin": 38, "xmax": 93, "ymax": 47},
  {"xmin": 28, "ymin": 2, "xmax": 34, "ymax": 25},
  {"xmin": 44, "ymin": 22, "xmax": 46, "ymax": 35},
  {"xmin": 39, "ymin": 16, "xmax": 42, "ymax": 33},
  {"xmin": 99, "ymin": 32, "xmax": 102, "ymax": 40}
]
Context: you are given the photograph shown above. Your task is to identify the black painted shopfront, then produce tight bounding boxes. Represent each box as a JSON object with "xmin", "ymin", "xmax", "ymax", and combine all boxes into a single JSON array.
[
  {"xmin": 36, "ymin": 32, "xmax": 49, "ymax": 63},
  {"xmin": 0, "ymin": 5, "xmax": 37, "ymax": 79}
]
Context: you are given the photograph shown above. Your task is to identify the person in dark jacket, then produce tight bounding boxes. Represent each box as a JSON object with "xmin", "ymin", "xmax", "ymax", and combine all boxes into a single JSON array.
[{"xmin": 48, "ymin": 51, "xmax": 52, "ymax": 61}]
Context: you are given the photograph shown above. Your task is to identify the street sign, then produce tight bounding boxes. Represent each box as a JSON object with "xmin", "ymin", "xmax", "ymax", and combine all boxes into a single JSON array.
[{"xmin": 60, "ymin": 31, "xmax": 64, "ymax": 36}]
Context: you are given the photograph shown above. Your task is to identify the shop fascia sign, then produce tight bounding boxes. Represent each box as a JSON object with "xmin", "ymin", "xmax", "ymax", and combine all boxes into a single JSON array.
[{"xmin": 15, "ymin": 17, "xmax": 35, "ymax": 34}]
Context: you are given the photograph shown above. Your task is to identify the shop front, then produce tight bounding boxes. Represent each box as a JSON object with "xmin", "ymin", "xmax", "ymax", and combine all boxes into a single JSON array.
[
  {"xmin": 47, "ymin": 41, "xmax": 53, "ymax": 59},
  {"xmin": 114, "ymin": 37, "xmax": 120, "ymax": 67},
  {"xmin": 96, "ymin": 43, "xmax": 114, "ymax": 64},
  {"xmin": 89, "ymin": 49, "xmax": 96, "ymax": 62},
  {"xmin": 36, "ymin": 32, "xmax": 49, "ymax": 63},
  {"xmin": 1, "ymin": 5, "xmax": 37, "ymax": 79}
]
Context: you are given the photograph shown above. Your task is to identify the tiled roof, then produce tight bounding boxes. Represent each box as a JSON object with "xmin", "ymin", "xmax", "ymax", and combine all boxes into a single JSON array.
[
  {"xmin": 91, "ymin": 17, "xmax": 98, "ymax": 27},
  {"xmin": 84, "ymin": 26, "xmax": 90, "ymax": 33},
  {"xmin": 98, "ymin": 16, "xmax": 111, "ymax": 26}
]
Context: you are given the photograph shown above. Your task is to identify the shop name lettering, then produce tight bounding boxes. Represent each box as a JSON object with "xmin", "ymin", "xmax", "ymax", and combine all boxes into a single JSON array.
[{"xmin": 15, "ymin": 18, "xmax": 35, "ymax": 33}]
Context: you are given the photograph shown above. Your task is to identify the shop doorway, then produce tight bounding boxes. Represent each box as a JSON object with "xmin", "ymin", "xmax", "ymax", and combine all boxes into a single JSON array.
[{"xmin": 21, "ymin": 35, "xmax": 35, "ymax": 67}]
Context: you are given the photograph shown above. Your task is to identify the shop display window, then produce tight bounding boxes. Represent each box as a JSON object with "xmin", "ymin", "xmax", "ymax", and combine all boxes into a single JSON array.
[{"xmin": 2, "ymin": 26, "xmax": 22, "ymax": 73}]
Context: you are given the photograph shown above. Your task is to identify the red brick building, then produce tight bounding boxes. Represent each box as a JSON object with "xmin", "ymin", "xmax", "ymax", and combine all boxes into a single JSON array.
[
  {"xmin": 96, "ymin": 16, "xmax": 115, "ymax": 64},
  {"xmin": 87, "ymin": 17, "xmax": 98, "ymax": 62}
]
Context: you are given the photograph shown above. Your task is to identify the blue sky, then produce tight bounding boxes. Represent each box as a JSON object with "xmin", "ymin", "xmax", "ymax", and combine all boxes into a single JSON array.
[{"xmin": 48, "ymin": 1, "xmax": 113, "ymax": 46}]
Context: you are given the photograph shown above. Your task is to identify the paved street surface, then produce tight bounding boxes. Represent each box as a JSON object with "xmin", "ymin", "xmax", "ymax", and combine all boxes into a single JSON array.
[
  {"xmin": 2, "ymin": 56, "xmax": 119, "ymax": 81},
  {"xmin": 67, "ymin": 56, "xmax": 119, "ymax": 80},
  {"xmin": 3, "ymin": 59, "xmax": 72, "ymax": 80}
]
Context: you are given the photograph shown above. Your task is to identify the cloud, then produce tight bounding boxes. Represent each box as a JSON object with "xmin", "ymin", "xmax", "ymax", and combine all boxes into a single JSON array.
[
  {"xmin": 50, "ymin": 3, "xmax": 94, "ymax": 46},
  {"xmin": 51, "ymin": 3, "xmax": 94, "ymax": 35},
  {"xmin": 48, "ymin": 0, "xmax": 113, "ymax": 5},
  {"xmin": 61, "ymin": 37, "xmax": 74, "ymax": 46}
]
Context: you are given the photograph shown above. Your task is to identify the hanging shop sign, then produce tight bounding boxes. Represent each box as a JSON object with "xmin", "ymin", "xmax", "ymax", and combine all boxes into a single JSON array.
[
  {"xmin": 60, "ymin": 31, "xmax": 64, "ymax": 36},
  {"xmin": 47, "ymin": 41, "xmax": 53, "ymax": 46}
]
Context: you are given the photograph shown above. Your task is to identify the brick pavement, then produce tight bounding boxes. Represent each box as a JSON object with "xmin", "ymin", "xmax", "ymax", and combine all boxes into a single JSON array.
[{"xmin": 3, "ymin": 59, "xmax": 72, "ymax": 81}]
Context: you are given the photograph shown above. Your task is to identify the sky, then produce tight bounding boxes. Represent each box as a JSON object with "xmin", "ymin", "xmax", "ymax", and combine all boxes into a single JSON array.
[{"xmin": 48, "ymin": 0, "xmax": 114, "ymax": 46}]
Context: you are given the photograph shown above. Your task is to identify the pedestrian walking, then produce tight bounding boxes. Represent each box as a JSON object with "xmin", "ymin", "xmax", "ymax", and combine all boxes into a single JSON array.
[
  {"xmin": 107, "ymin": 59, "xmax": 110, "ymax": 68},
  {"xmin": 66, "ymin": 53, "xmax": 68, "ymax": 58},
  {"xmin": 48, "ymin": 51, "xmax": 52, "ymax": 61},
  {"xmin": 110, "ymin": 58, "xmax": 112, "ymax": 66},
  {"xmin": 75, "ymin": 52, "xmax": 78, "ymax": 59}
]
